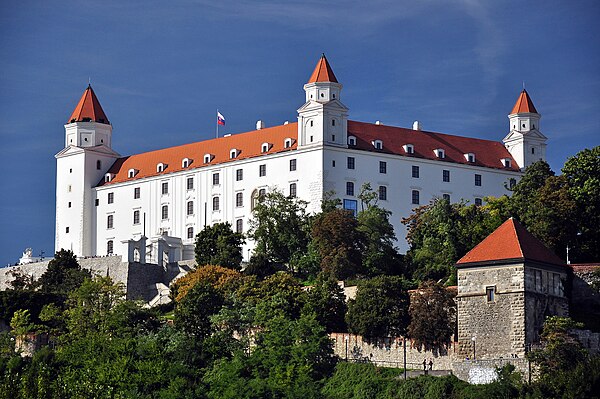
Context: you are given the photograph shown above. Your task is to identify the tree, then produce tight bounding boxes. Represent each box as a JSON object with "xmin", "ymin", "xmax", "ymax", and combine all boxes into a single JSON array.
[
  {"xmin": 38, "ymin": 249, "xmax": 90, "ymax": 297},
  {"xmin": 195, "ymin": 222, "xmax": 245, "ymax": 270},
  {"xmin": 357, "ymin": 184, "xmax": 402, "ymax": 276},
  {"xmin": 171, "ymin": 265, "xmax": 246, "ymax": 302},
  {"xmin": 562, "ymin": 146, "xmax": 600, "ymax": 262},
  {"xmin": 249, "ymin": 189, "xmax": 311, "ymax": 269},
  {"xmin": 311, "ymin": 207, "xmax": 362, "ymax": 280},
  {"xmin": 174, "ymin": 282, "xmax": 224, "ymax": 340},
  {"xmin": 303, "ymin": 273, "xmax": 347, "ymax": 332},
  {"xmin": 346, "ymin": 276, "xmax": 411, "ymax": 340},
  {"xmin": 408, "ymin": 281, "xmax": 456, "ymax": 352}
]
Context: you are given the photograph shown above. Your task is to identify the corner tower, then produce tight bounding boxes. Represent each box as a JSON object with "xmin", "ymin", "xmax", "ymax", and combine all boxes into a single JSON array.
[
  {"xmin": 297, "ymin": 54, "xmax": 349, "ymax": 148},
  {"xmin": 503, "ymin": 89, "xmax": 547, "ymax": 170},
  {"xmin": 55, "ymin": 85, "xmax": 120, "ymax": 257}
]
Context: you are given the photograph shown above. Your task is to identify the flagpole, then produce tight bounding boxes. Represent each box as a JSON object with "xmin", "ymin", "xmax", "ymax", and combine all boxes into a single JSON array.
[{"xmin": 216, "ymin": 109, "xmax": 219, "ymax": 138}]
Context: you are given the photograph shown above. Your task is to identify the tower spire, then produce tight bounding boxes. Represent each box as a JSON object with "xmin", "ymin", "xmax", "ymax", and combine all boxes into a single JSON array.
[
  {"xmin": 68, "ymin": 85, "xmax": 110, "ymax": 124},
  {"xmin": 307, "ymin": 53, "xmax": 338, "ymax": 83}
]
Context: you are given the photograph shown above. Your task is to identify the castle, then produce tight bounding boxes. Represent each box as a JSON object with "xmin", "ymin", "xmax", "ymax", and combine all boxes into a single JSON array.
[{"xmin": 54, "ymin": 54, "xmax": 546, "ymax": 263}]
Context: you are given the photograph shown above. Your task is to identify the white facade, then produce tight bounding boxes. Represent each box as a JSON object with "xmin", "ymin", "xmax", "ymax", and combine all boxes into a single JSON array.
[{"xmin": 56, "ymin": 56, "xmax": 544, "ymax": 261}]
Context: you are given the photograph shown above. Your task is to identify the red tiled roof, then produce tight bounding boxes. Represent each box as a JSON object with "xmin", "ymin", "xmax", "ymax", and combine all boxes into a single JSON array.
[
  {"xmin": 307, "ymin": 54, "xmax": 338, "ymax": 83},
  {"xmin": 98, "ymin": 119, "xmax": 520, "ymax": 186},
  {"xmin": 98, "ymin": 123, "xmax": 298, "ymax": 186},
  {"xmin": 347, "ymin": 120, "xmax": 520, "ymax": 171},
  {"xmin": 457, "ymin": 218, "xmax": 565, "ymax": 266},
  {"xmin": 68, "ymin": 85, "xmax": 110, "ymax": 124},
  {"xmin": 569, "ymin": 263, "xmax": 600, "ymax": 273},
  {"xmin": 510, "ymin": 89, "xmax": 538, "ymax": 114}
]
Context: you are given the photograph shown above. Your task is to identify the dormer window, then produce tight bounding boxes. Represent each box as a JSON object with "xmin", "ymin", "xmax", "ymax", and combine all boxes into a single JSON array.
[
  {"xmin": 156, "ymin": 163, "xmax": 167, "ymax": 173},
  {"xmin": 502, "ymin": 158, "xmax": 512, "ymax": 168},
  {"xmin": 128, "ymin": 169, "xmax": 138, "ymax": 178},
  {"xmin": 182, "ymin": 158, "xmax": 192, "ymax": 168},
  {"xmin": 104, "ymin": 173, "xmax": 115, "ymax": 183},
  {"xmin": 372, "ymin": 140, "xmax": 383, "ymax": 150},
  {"xmin": 284, "ymin": 138, "xmax": 295, "ymax": 148},
  {"xmin": 204, "ymin": 154, "xmax": 214, "ymax": 163},
  {"xmin": 434, "ymin": 149, "xmax": 446, "ymax": 159},
  {"xmin": 261, "ymin": 143, "xmax": 272, "ymax": 153},
  {"xmin": 230, "ymin": 149, "xmax": 239, "ymax": 159},
  {"xmin": 465, "ymin": 153, "xmax": 476, "ymax": 163},
  {"xmin": 403, "ymin": 144, "xmax": 414, "ymax": 154},
  {"xmin": 348, "ymin": 136, "xmax": 357, "ymax": 146}
]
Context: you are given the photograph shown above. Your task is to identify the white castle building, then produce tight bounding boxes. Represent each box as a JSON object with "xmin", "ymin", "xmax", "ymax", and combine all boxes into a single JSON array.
[{"xmin": 55, "ymin": 55, "xmax": 547, "ymax": 263}]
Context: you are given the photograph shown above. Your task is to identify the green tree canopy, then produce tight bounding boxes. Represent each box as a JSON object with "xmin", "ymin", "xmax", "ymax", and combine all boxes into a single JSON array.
[
  {"xmin": 346, "ymin": 275, "xmax": 411, "ymax": 340},
  {"xmin": 303, "ymin": 273, "xmax": 347, "ymax": 332},
  {"xmin": 38, "ymin": 249, "xmax": 90, "ymax": 297},
  {"xmin": 194, "ymin": 222, "xmax": 245, "ymax": 270}
]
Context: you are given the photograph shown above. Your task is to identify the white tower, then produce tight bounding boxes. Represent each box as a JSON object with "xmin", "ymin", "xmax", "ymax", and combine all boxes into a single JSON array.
[
  {"xmin": 55, "ymin": 85, "xmax": 120, "ymax": 257},
  {"xmin": 297, "ymin": 54, "xmax": 349, "ymax": 148},
  {"xmin": 503, "ymin": 89, "xmax": 547, "ymax": 170}
]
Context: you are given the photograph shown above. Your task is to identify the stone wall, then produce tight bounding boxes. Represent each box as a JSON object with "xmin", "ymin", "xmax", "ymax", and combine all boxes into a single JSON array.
[
  {"xmin": 329, "ymin": 333, "xmax": 457, "ymax": 371},
  {"xmin": 457, "ymin": 264, "xmax": 526, "ymax": 359}
]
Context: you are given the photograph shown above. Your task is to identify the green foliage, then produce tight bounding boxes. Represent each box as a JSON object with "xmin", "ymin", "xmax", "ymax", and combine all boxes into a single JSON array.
[
  {"xmin": 346, "ymin": 276, "xmax": 411, "ymax": 339},
  {"xmin": 304, "ymin": 273, "xmax": 348, "ymax": 332},
  {"xmin": 249, "ymin": 189, "xmax": 311, "ymax": 269},
  {"xmin": 175, "ymin": 282, "xmax": 224, "ymax": 340},
  {"xmin": 562, "ymin": 146, "xmax": 600, "ymax": 262},
  {"xmin": 408, "ymin": 281, "xmax": 456, "ymax": 352},
  {"xmin": 10, "ymin": 309, "xmax": 37, "ymax": 337},
  {"xmin": 37, "ymin": 249, "xmax": 90, "ymax": 298},
  {"xmin": 194, "ymin": 222, "xmax": 245, "ymax": 270}
]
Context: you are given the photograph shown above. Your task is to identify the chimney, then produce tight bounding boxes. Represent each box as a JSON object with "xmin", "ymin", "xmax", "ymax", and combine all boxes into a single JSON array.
[
  {"xmin": 413, "ymin": 120, "xmax": 421, "ymax": 131},
  {"xmin": 256, "ymin": 120, "xmax": 265, "ymax": 130},
  {"xmin": 375, "ymin": 120, "xmax": 382, "ymax": 125}
]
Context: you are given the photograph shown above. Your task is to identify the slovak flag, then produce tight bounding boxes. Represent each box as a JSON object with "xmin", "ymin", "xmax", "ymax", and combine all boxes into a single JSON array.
[{"xmin": 217, "ymin": 111, "xmax": 225, "ymax": 126}]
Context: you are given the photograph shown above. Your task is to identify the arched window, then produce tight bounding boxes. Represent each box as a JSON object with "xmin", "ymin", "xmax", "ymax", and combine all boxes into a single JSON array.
[{"xmin": 212, "ymin": 196, "xmax": 220, "ymax": 211}]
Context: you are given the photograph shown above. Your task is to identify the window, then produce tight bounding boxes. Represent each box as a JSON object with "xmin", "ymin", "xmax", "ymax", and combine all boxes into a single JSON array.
[
  {"xmin": 411, "ymin": 190, "xmax": 420, "ymax": 205},
  {"xmin": 236, "ymin": 169, "xmax": 243, "ymax": 181},
  {"xmin": 443, "ymin": 193, "xmax": 450, "ymax": 201},
  {"xmin": 107, "ymin": 240, "xmax": 113, "ymax": 255},
  {"xmin": 97, "ymin": 160, "xmax": 102, "ymax": 170},
  {"xmin": 284, "ymin": 138, "xmax": 294, "ymax": 148},
  {"xmin": 465, "ymin": 153, "xmax": 475, "ymax": 163},
  {"xmin": 486, "ymin": 286, "xmax": 495, "ymax": 302},
  {"xmin": 502, "ymin": 158, "xmax": 512, "ymax": 168},
  {"xmin": 403, "ymin": 144, "xmax": 414, "ymax": 154},
  {"xmin": 259, "ymin": 188, "xmax": 266, "ymax": 197},
  {"xmin": 187, "ymin": 227, "xmax": 194, "ymax": 239},
  {"xmin": 259, "ymin": 164, "xmax": 266, "ymax": 177},
  {"xmin": 68, "ymin": 184, "xmax": 72, "ymax": 192},
  {"xmin": 133, "ymin": 210, "xmax": 140, "ymax": 224},
  {"xmin": 204, "ymin": 154, "xmax": 213, "ymax": 163},
  {"xmin": 107, "ymin": 214, "xmax": 114, "ymax": 229},
  {"xmin": 310, "ymin": 120, "xmax": 313, "ymax": 127},
  {"xmin": 134, "ymin": 187, "xmax": 140, "ymax": 199},
  {"xmin": 161, "ymin": 205, "xmax": 168, "ymax": 220},
  {"xmin": 535, "ymin": 270, "xmax": 542, "ymax": 292},
  {"xmin": 332, "ymin": 119, "xmax": 336, "ymax": 126},
  {"xmin": 261, "ymin": 143, "xmax": 271, "ymax": 153},
  {"xmin": 435, "ymin": 149, "xmax": 445, "ymax": 159},
  {"xmin": 236, "ymin": 192, "xmax": 243, "ymax": 207},
  {"xmin": 443, "ymin": 170, "xmax": 450, "ymax": 182},
  {"xmin": 68, "ymin": 202, "xmax": 71, "ymax": 208},
  {"xmin": 187, "ymin": 177, "xmax": 194, "ymax": 190},
  {"xmin": 412, "ymin": 165, "xmax": 420, "ymax": 178},
  {"xmin": 236, "ymin": 219, "xmax": 243, "ymax": 233},
  {"xmin": 128, "ymin": 169, "xmax": 137, "ymax": 178},
  {"xmin": 475, "ymin": 174, "xmax": 482, "ymax": 186},
  {"xmin": 346, "ymin": 182, "xmax": 354, "ymax": 196},
  {"xmin": 212, "ymin": 196, "xmax": 220, "ymax": 211},
  {"xmin": 157, "ymin": 163, "xmax": 166, "ymax": 173},
  {"xmin": 289, "ymin": 183, "xmax": 297, "ymax": 198},
  {"xmin": 108, "ymin": 192, "xmax": 114, "ymax": 204},
  {"xmin": 230, "ymin": 149, "xmax": 238, "ymax": 159},
  {"xmin": 372, "ymin": 140, "xmax": 383, "ymax": 150},
  {"xmin": 290, "ymin": 159, "xmax": 297, "ymax": 171},
  {"xmin": 343, "ymin": 199, "xmax": 358, "ymax": 216},
  {"xmin": 509, "ymin": 178, "xmax": 517, "ymax": 189},
  {"xmin": 332, "ymin": 134, "xmax": 335, "ymax": 141},
  {"xmin": 213, "ymin": 173, "xmax": 220, "ymax": 185},
  {"xmin": 161, "ymin": 182, "xmax": 168, "ymax": 195},
  {"xmin": 531, "ymin": 147, "xmax": 535, "ymax": 154},
  {"xmin": 347, "ymin": 157, "xmax": 355, "ymax": 170},
  {"xmin": 70, "ymin": 168, "xmax": 72, "ymax": 173},
  {"xmin": 187, "ymin": 201, "xmax": 194, "ymax": 215},
  {"xmin": 348, "ymin": 136, "xmax": 356, "ymax": 146},
  {"xmin": 378, "ymin": 185, "xmax": 387, "ymax": 201},
  {"xmin": 475, "ymin": 198, "xmax": 483, "ymax": 206},
  {"xmin": 182, "ymin": 158, "xmax": 192, "ymax": 168},
  {"xmin": 379, "ymin": 161, "xmax": 387, "ymax": 174},
  {"xmin": 66, "ymin": 227, "xmax": 69, "ymax": 233},
  {"xmin": 95, "ymin": 199, "xmax": 99, "ymax": 206},
  {"xmin": 332, "ymin": 160, "xmax": 336, "ymax": 167}
]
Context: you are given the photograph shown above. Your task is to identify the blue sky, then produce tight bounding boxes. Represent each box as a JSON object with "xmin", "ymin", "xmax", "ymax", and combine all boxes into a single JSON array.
[{"xmin": 0, "ymin": 0, "xmax": 598, "ymax": 266}]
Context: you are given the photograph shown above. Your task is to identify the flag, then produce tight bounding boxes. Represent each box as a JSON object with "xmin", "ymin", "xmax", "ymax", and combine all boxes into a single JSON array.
[{"xmin": 217, "ymin": 111, "xmax": 225, "ymax": 126}]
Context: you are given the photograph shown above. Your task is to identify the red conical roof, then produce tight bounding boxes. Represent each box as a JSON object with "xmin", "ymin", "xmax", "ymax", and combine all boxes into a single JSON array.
[
  {"xmin": 456, "ymin": 218, "xmax": 564, "ymax": 266},
  {"xmin": 510, "ymin": 89, "xmax": 538, "ymax": 114},
  {"xmin": 68, "ymin": 85, "xmax": 110, "ymax": 124},
  {"xmin": 307, "ymin": 54, "xmax": 338, "ymax": 83}
]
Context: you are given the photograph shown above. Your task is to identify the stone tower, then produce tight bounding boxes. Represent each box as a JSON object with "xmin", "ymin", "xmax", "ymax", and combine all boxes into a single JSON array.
[
  {"xmin": 297, "ymin": 54, "xmax": 349, "ymax": 148},
  {"xmin": 455, "ymin": 218, "xmax": 568, "ymax": 359},
  {"xmin": 503, "ymin": 89, "xmax": 547, "ymax": 170},
  {"xmin": 55, "ymin": 85, "xmax": 120, "ymax": 256}
]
